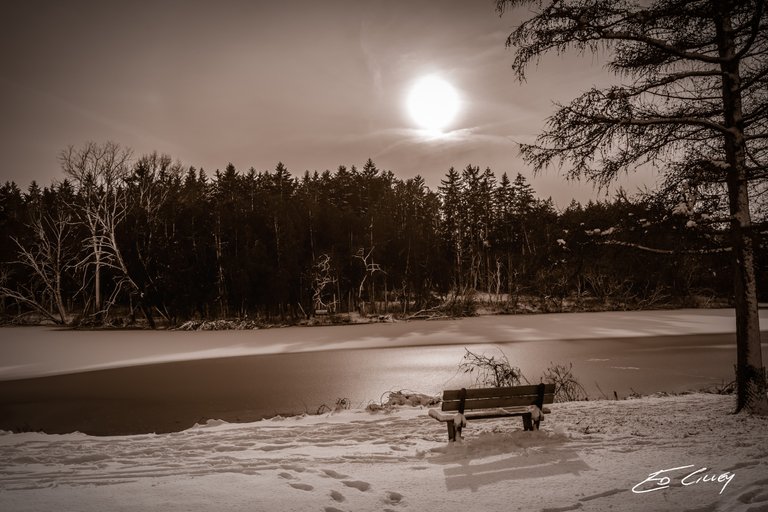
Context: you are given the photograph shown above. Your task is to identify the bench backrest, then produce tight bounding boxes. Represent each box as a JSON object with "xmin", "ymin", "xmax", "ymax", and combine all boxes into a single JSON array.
[{"xmin": 441, "ymin": 383, "xmax": 556, "ymax": 413}]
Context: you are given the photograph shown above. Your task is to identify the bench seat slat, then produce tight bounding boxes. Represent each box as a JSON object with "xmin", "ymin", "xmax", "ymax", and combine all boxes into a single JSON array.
[
  {"xmin": 442, "ymin": 394, "xmax": 554, "ymax": 411},
  {"xmin": 465, "ymin": 406, "xmax": 551, "ymax": 419},
  {"xmin": 442, "ymin": 384, "xmax": 554, "ymax": 401},
  {"xmin": 429, "ymin": 406, "xmax": 552, "ymax": 423}
]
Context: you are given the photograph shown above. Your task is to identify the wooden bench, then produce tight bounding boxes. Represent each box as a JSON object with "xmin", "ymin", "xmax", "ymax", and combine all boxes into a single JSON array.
[{"xmin": 428, "ymin": 383, "xmax": 555, "ymax": 441}]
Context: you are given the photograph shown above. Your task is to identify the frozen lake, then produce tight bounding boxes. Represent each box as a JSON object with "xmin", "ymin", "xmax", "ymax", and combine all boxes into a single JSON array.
[{"xmin": 0, "ymin": 309, "xmax": 766, "ymax": 435}]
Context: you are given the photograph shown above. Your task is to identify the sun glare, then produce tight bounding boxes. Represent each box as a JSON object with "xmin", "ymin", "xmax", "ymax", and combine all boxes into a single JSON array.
[{"xmin": 406, "ymin": 75, "xmax": 460, "ymax": 134}]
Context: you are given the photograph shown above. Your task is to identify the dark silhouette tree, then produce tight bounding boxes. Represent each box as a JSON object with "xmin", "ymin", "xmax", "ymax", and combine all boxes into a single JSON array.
[
  {"xmin": 438, "ymin": 167, "xmax": 464, "ymax": 291},
  {"xmin": 496, "ymin": 0, "xmax": 768, "ymax": 414}
]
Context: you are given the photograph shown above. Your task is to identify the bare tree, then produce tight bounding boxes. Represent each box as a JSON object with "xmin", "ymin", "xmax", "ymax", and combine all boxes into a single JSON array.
[
  {"xmin": 0, "ymin": 208, "xmax": 76, "ymax": 324},
  {"xmin": 60, "ymin": 141, "xmax": 134, "ymax": 323},
  {"xmin": 497, "ymin": 0, "xmax": 768, "ymax": 414},
  {"xmin": 311, "ymin": 253, "xmax": 337, "ymax": 314},
  {"xmin": 354, "ymin": 247, "xmax": 385, "ymax": 315}
]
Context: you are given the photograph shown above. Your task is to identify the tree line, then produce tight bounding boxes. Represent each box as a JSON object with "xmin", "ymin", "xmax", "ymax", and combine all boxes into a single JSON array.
[{"xmin": 1, "ymin": 141, "xmax": 763, "ymax": 327}]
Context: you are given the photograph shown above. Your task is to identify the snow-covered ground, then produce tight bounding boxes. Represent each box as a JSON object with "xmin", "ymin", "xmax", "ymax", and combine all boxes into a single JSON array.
[
  {"xmin": 1, "ymin": 393, "xmax": 766, "ymax": 512},
  {"xmin": 2, "ymin": 308, "xmax": 766, "ymax": 380}
]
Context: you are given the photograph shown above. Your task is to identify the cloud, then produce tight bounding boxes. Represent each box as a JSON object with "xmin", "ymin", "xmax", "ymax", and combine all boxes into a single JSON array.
[
  {"xmin": 359, "ymin": 21, "xmax": 384, "ymax": 98},
  {"xmin": 366, "ymin": 125, "xmax": 518, "ymax": 162}
]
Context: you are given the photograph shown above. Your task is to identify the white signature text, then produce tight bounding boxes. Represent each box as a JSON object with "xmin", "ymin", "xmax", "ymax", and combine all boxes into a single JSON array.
[{"xmin": 632, "ymin": 465, "xmax": 735, "ymax": 495}]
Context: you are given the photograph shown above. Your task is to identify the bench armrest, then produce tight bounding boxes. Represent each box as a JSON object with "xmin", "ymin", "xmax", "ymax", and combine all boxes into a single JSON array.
[{"xmin": 428, "ymin": 409, "xmax": 454, "ymax": 422}]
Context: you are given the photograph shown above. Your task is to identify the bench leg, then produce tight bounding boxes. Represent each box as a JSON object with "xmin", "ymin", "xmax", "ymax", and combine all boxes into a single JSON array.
[
  {"xmin": 447, "ymin": 420, "xmax": 456, "ymax": 442},
  {"xmin": 522, "ymin": 413, "xmax": 533, "ymax": 431}
]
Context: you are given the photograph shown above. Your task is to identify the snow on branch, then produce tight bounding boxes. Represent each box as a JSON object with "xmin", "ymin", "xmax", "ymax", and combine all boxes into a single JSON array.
[{"xmin": 597, "ymin": 239, "xmax": 731, "ymax": 255}]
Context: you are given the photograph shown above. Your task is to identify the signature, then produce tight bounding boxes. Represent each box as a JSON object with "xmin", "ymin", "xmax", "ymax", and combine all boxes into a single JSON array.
[{"xmin": 632, "ymin": 465, "xmax": 735, "ymax": 495}]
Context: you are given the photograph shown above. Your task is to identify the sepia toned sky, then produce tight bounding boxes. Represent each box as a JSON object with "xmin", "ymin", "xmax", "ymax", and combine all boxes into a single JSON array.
[{"xmin": 0, "ymin": 0, "xmax": 657, "ymax": 206}]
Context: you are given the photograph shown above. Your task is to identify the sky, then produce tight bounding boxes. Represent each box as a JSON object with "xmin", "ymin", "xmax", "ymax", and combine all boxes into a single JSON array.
[{"xmin": 1, "ymin": 0, "xmax": 659, "ymax": 207}]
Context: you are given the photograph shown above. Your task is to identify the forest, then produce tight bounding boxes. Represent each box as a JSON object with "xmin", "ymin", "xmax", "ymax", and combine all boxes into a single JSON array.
[{"xmin": 0, "ymin": 142, "xmax": 765, "ymax": 328}]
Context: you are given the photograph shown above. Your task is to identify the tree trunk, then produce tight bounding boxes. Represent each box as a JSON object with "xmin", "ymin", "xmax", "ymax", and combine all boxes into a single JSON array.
[
  {"xmin": 93, "ymin": 237, "xmax": 102, "ymax": 323},
  {"xmin": 140, "ymin": 299, "xmax": 156, "ymax": 329},
  {"xmin": 214, "ymin": 216, "xmax": 227, "ymax": 318},
  {"xmin": 716, "ymin": 4, "xmax": 768, "ymax": 415},
  {"xmin": 726, "ymin": 173, "xmax": 767, "ymax": 414},
  {"xmin": 54, "ymin": 276, "xmax": 67, "ymax": 325}
]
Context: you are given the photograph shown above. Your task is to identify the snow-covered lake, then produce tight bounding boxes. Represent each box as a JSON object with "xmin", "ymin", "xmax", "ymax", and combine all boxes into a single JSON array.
[{"xmin": 0, "ymin": 308, "xmax": 766, "ymax": 434}]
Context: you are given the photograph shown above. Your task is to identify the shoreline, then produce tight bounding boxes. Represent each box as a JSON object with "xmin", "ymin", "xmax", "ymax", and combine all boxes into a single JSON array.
[{"xmin": 3, "ymin": 299, "xmax": 752, "ymax": 332}]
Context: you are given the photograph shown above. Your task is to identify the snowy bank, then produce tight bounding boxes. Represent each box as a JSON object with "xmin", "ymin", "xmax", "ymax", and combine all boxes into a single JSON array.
[{"xmin": 1, "ymin": 393, "xmax": 766, "ymax": 512}]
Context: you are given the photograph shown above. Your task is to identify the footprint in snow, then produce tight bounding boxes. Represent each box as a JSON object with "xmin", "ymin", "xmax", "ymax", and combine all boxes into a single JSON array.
[
  {"xmin": 281, "ymin": 463, "xmax": 307, "ymax": 472},
  {"xmin": 342, "ymin": 480, "xmax": 371, "ymax": 492},
  {"xmin": 383, "ymin": 491, "xmax": 403, "ymax": 505},
  {"xmin": 278, "ymin": 472, "xmax": 294, "ymax": 480},
  {"xmin": 738, "ymin": 486, "xmax": 768, "ymax": 505},
  {"xmin": 330, "ymin": 490, "xmax": 346, "ymax": 503},
  {"xmin": 324, "ymin": 508, "xmax": 344, "ymax": 512},
  {"xmin": 321, "ymin": 469, "xmax": 349, "ymax": 479},
  {"xmin": 288, "ymin": 482, "xmax": 313, "ymax": 491}
]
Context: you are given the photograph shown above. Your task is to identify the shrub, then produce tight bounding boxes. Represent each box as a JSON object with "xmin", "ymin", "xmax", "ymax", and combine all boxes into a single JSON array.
[
  {"xmin": 366, "ymin": 390, "xmax": 441, "ymax": 412},
  {"xmin": 459, "ymin": 348, "xmax": 526, "ymax": 388},
  {"xmin": 316, "ymin": 397, "xmax": 351, "ymax": 414},
  {"xmin": 542, "ymin": 362, "xmax": 587, "ymax": 402},
  {"xmin": 442, "ymin": 290, "xmax": 478, "ymax": 317}
]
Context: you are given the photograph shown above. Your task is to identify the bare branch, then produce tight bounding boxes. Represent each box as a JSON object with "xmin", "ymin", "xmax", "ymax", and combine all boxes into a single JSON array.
[{"xmin": 597, "ymin": 239, "xmax": 731, "ymax": 254}]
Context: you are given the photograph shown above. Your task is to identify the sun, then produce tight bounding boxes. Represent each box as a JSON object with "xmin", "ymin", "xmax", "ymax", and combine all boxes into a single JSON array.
[{"xmin": 406, "ymin": 75, "xmax": 460, "ymax": 134}]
